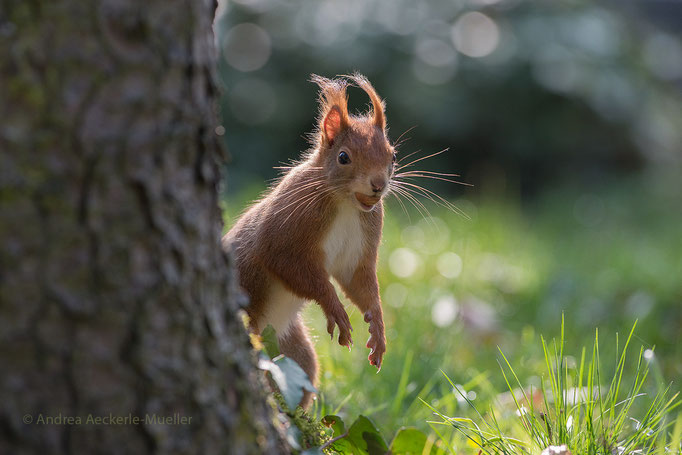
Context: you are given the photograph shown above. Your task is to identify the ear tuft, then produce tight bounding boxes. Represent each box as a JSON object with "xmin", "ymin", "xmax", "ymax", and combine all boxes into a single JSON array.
[
  {"xmin": 347, "ymin": 73, "xmax": 386, "ymax": 131},
  {"xmin": 310, "ymin": 74, "xmax": 349, "ymax": 146},
  {"xmin": 323, "ymin": 106, "xmax": 343, "ymax": 144}
]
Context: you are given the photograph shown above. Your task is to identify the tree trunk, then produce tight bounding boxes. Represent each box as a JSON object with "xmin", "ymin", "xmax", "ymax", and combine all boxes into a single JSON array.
[{"xmin": 0, "ymin": 1, "xmax": 287, "ymax": 453}]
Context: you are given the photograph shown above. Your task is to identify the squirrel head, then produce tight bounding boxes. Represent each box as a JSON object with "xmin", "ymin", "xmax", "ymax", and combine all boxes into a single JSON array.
[{"xmin": 310, "ymin": 73, "xmax": 395, "ymax": 212}]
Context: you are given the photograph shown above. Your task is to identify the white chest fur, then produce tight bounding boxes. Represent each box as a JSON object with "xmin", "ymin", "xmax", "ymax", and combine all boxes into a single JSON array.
[
  {"xmin": 322, "ymin": 202, "xmax": 366, "ymax": 284},
  {"xmin": 258, "ymin": 202, "xmax": 365, "ymax": 337}
]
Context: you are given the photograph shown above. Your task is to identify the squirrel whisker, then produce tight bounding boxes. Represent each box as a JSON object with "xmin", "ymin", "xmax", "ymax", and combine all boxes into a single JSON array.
[
  {"xmin": 273, "ymin": 165, "xmax": 325, "ymax": 172},
  {"xmin": 386, "ymin": 186, "xmax": 411, "ymax": 221},
  {"xmin": 387, "ymin": 185, "xmax": 418, "ymax": 216},
  {"xmin": 395, "ymin": 149, "xmax": 420, "ymax": 166},
  {"xmin": 267, "ymin": 173, "xmax": 323, "ymax": 189},
  {"xmin": 290, "ymin": 185, "xmax": 345, "ymax": 223},
  {"xmin": 388, "ymin": 183, "xmax": 434, "ymax": 222},
  {"xmin": 392, "ymin": 125, "xmax": 418, "ymax": 150},
  {"xmin": 277, "ymin": 192, "xmax": 326, "ymax": 228},
  {"xmin": 392, "ymin": 182, "xmax": 446, "ymax": 215},
  {"xmin": 394, "ymin": 172, "xmax": 472, "ymax": 187},
  {"xmin": 395, "ymin": 148, "xmax": 449, "ymax": 172},
  {"xmin": 397, "ymin": 169, "xmax": 462, "ymax": 178},
  {"xmin": 271, "ymin": 181, "xmax": 327, "ymax": 218},
  {"xmin": 278, "ymin": 184, "xmax": 343, "ymax": 228},
  {"xmin": 271, "ymin": 175, "xmax": 354, "ymax": 219},
  {"xmin": 391, "ymin": 180, "xmax": 469, "ymax": 220}
]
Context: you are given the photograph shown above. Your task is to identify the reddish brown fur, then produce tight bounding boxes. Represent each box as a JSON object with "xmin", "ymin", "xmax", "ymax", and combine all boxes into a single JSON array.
[{"xmin": 223, "ymin": 74, "xmax": 393, "ymax": 408}]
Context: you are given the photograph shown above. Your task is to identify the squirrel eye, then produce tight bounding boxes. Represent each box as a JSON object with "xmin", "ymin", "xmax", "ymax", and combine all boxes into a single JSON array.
[
  {"xmin": 392, "ymin": 152, "xmax": 397, "ymax": 163},
  {"xmin": 338, "ymin": 151, "xmax": 351, "ymax": 165}
]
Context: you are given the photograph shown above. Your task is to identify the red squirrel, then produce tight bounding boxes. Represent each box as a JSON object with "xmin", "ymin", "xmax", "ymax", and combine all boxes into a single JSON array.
[{"xmin": 224, "ymin": 74, "xmax": 394, "ymax": 407}]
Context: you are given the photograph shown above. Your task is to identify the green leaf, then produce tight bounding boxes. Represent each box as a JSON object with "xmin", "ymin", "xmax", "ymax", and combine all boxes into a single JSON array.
[
  {"xmin": 330, "ymin": 437, "xmax": 355, "ymax": 454},
  {"xmin": 389, "ymin": 427, "xmax": 432, "ymax": 455},
  {"xmin": 347, "ymin": 415, "xmax": 388, "ymax": 455},
  {"xmin": 322, "ymin": 415, "xmax": 354, "ymax": 453},
  {"xmin": 257, "ymin": 355, "xmax": 316, "ymax": 411},
  {"xmin": 322, "ymin": 415, "xmax": 346, "ymax": 437},
  {"xmin": 261, "ymin": 324, "xmax": 280, "ymax": 358}
]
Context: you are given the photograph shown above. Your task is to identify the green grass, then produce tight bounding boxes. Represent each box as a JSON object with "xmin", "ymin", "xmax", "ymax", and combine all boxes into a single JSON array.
[
  {"xmin": 223, "ymin": 171, "xmax": 682, "ymax": 453},
  {"xmin": 426, "ymin": 318, "xmax": 681, "ymax": 454}
]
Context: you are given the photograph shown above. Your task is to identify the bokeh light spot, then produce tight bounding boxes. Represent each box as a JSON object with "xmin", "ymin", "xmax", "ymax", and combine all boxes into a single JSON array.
[
  {"xmin": 377, "ymin": 2, "xmax": 427, "ymax": 36},
  {"xmin": 453, "ymin": 384, "xmax": 467, "ymax": 403},
  {"xmin": 437, "ymin": 252, "xmax": 463, "ymax": 279},
  {"xmin": 431, "ymin": 294, "xmax": 458, "ymax": 327},
  {"xmin": 644, "ymin": 32, "xmax": 682, "ymax": 81},
  {"xmin": 416, "ymin": 38, "xmax": 457, "ymax": 68},
  {"xmin": 451, "ymin": 12, "xmax": 500, "ymax": 58},
  {"xmin": 389, "ymin": 248, "xmax": 420, "ymax": 278},
  {"xmin": 625, "ymin": 291, "xmax": 655, "ymax": 319},
  {"xmin": 568, "ymin": 11, "xmax": 620, "ymax": 57},
  {"xmin": 223, "ymin": 23, "xmax": 271, "ymax": 72},
  {"xmin": 533, "ymin": 48, "xmax": 582, "ymax": 94},
  {"xmin": 416, "ymin": 217, "xmax": 451, "ymax": 254},
  {"xmin": 401, "ymin": 225, "xmax": 425, "ymax": 250},
  {"xmin": 413, "ymin": 38, "xmax": 458, "ymax": 85}
]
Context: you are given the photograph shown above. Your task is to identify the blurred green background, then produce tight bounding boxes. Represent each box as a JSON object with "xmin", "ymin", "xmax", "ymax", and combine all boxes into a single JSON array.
[{"xmin": 215, "ymin": 0, "xmax": 681, "ymax": 441}]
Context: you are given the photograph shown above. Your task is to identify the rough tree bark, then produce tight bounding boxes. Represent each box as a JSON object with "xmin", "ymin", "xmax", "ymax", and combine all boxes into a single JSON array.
[{"xmin": 0, "ymin": 1, "xmax": 287, "ymax": 453}]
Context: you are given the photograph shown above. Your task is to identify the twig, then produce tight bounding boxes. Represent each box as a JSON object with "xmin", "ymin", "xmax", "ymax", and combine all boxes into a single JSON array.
[{"xmin": 319, "ymin": 431, "xmax": 349, "ymax": 450}]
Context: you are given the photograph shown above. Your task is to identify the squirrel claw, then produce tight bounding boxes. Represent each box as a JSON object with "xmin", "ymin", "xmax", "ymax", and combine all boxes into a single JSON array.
[
  {"xmin": 366, "ymin": 330, "xmax": 385, "ymax": 371},
  {"xmin": 324, "ymin": 303, "xmax": 352, "ymax": 348}
]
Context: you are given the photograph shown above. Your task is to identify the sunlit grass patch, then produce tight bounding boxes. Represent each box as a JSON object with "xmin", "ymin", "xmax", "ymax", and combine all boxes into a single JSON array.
[{"xmin": 426, "ymin": 318, "xmax": 681, "ymax": 454}]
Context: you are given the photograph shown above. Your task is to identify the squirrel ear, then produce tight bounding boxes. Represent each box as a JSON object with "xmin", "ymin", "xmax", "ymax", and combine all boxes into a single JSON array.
[
  {"xmin": 323, "ymin": 105, "xmax": 345, "ymax": 144},
  {"xmin": 311, "ymin": 74, "xmax": 349, "ymax": 146}
]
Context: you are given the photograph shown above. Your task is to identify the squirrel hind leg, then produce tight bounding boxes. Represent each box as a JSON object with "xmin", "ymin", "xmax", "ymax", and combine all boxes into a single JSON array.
[{"xmin": 278, "ymin": 315, "xmax": 318, "ymax": 409}]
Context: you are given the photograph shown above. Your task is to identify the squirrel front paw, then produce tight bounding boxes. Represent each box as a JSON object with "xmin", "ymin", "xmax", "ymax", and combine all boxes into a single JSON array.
[
  {"xmin": 364, "ymin": 311, "xmax": 386, "ymax": 370},
  {"xmin": 325, "ymin": 304, "xmax": 353, "ymax": 349}
]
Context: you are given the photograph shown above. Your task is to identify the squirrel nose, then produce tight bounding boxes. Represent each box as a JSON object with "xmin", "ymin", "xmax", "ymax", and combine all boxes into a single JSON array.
[{"xmin": 370, "ymin": 177, "xmax": 386, "ymax": 193}]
